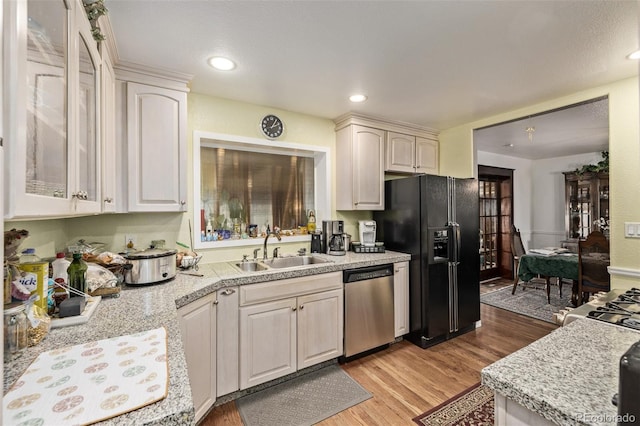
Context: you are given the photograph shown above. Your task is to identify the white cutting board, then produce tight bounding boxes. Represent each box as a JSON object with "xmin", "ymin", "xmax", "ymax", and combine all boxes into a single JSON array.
[{"xmin": 50, "ymin": 296, "xmax": 101, "ymax": 329}]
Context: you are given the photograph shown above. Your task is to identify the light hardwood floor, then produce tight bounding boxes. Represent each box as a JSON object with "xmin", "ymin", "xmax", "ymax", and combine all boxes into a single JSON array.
[{"xmin": 202, "ymin": 286, "xmax": 555, "ymax": 425}]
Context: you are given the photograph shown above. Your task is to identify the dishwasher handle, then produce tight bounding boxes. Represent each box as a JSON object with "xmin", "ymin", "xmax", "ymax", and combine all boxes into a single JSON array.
[{"xmin": 343, "ymin": 264, "xmax": 394, "ymax": 283}]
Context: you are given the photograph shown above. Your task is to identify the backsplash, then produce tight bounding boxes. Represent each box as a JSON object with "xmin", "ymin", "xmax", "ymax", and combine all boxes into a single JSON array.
[{"xmin": 4, "ymin": 210, "xmax": 372, "ymax": 263}]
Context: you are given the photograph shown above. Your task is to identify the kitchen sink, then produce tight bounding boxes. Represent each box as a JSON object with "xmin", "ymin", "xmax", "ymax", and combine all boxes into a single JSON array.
[
  {"xmin": 231, "ymin": 255, "xmax": 332, "ymax": 273},
  {"xmin": 234, "ymin": 261, "xmax": 269, "ymax": 272},
  {"xmin": 263, "ymin": 255, "xmax": 332, "ymax": 269}
]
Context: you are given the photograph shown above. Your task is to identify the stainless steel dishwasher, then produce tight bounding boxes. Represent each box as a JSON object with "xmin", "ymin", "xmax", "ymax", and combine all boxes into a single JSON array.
[{"xmin": 343, "ymin": 264, "xmax": 395, "ymax": 358}]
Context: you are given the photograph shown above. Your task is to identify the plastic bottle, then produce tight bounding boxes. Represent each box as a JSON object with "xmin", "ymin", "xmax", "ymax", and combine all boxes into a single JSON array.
[
  {"xmin": 206, "ymin": 220, "xmax": 213, "ymax": 241},
  {"xmin": 66, "ymin": 252, "xmax": 88, "ymax": 298},
  {"xmin": 51, "ymin": 252, "xmax": 70, "ymax": 294},
  {"xmin": 19, "ymin": 248, "xmax": 40, "ymax": 263},
  {"xmin": 18, "ymin": 249, "xmax": 49, "ymax": 310}
]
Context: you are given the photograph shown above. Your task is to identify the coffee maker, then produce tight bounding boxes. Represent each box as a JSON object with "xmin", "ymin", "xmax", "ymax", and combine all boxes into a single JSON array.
[{"xmin": 322, "ymin": 220, "xmax": 346, "ymax": 256}]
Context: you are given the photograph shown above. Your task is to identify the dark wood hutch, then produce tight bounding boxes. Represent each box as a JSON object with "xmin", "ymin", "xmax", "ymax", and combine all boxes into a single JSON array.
[{"xmin": 562, "ymin": 171, "xmax": 609, "ymax": 252}]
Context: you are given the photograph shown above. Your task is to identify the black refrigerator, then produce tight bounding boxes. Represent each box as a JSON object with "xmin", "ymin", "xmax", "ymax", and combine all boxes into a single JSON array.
[{"xmin": 374, "ymin": 174, "xmax": 480, "ymax": 349}]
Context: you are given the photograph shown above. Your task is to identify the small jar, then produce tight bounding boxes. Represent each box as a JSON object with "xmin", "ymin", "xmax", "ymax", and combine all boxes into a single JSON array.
[{"xmin": 4, "ymin": 302, "xmax": 28, "ymax": 359}]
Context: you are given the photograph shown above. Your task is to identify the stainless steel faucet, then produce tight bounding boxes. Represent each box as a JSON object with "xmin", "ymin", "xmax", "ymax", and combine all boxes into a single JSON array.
[{"xmin": 263, "ymin": 230, "xmax": 282, "ymax": 260}]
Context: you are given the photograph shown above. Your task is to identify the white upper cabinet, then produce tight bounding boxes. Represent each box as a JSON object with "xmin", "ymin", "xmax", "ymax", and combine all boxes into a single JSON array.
[
  {"xmin": 100, "ymin": 45, "xmax": 117, "ymax": 213},
  {"xmin": 334, "ymin": 113, "xmax": 440, "ymax": 211},
  {"xmin": 119, "ymin": 79, "xmax": 188, "ymax": 212},
  {"xmin": 385, "ymin": 132, "xmax": 439, "ymax": 175},
  {"xmin": 4, "ymin": 0, "xmax": 101, "ymax": 218},
  {"xmin": 415, "ymin": 136, "xmax": 438, "ymax": 174},
  {"xmin": 336, "ymin": 125, "xmax": 385, "ymax": 210},
  {"xmin": 385, "ymin": 132, "xmax": 416, "ymax": 173}
]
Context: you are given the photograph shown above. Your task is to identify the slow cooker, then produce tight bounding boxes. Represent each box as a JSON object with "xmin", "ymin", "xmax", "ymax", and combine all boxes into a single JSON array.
[{"xmin": 123, "ymin": 248, "xmax": 177, "ymax": 285}]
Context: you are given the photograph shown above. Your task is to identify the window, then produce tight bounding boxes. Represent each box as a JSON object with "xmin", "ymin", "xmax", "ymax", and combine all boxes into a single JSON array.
[{"xmin": 193, "ymin": 131, "xmax": 330, "ymax": 249}]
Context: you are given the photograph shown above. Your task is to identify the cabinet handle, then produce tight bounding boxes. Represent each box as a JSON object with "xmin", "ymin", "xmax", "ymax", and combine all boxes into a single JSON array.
[
  {"xmin": 104, "ymin": 197, "xmax": 113, "ymax": 203},
  {"xmin": 221, "ymin": 288, "xmax": 236, "ymax": 295},
  {"xmin": 292, "ymin": 307, "xmax": 297, "ymax": 311},
  {"xmin": 72, "ymin": 191, "xmax": 88, "ymax": 200}
]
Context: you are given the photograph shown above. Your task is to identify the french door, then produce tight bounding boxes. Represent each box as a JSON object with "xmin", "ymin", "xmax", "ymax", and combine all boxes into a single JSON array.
[{"xmin": 478, "ymin": 166, "xmax": 513, "ymax": 281}]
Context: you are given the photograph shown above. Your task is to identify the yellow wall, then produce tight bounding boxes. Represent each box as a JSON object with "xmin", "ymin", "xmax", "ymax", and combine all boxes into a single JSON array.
[{"xmin": 440, "ymin": 76, "xmax": 640, "ymax": 288}]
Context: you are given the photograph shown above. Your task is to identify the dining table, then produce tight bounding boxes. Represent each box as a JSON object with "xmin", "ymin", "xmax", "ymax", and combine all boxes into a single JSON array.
[{"xmin": 517, "ymin": 253, "xmax": 580, "ymax": 306}]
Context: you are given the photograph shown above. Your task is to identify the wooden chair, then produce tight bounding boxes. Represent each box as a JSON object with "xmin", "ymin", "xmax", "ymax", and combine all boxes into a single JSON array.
[
  {"xmin": 578, "ymin": 230, "xmax": 610, "ymax": 305},
  {"xmin": 510, "ymin": 225, "xmax": 560, "ymax": 300},
  {"xmin": 511, "ymin": 225, "xmax": 527, "ymax": 295}
]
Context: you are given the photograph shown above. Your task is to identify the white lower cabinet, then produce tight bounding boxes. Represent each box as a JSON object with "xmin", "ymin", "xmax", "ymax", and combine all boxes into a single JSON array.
[
  {"xmin": 239, "ymin": 272, "xmax": 343, "ymax": 390},
  {"xmin": 178, "ymin": 292, "xmax": 217, "ymax": 422},
  {"xmin": 239, "ymin": 298, "xmax": 297, "ymax": 389},
  {"xmin": 216, "ymin": 287, "xmax": 239, "ymax": 397},
  {"xmin": 297, "ymin": 289, "xmax": 343, "ymax": 369},
  {"xmin": 394, "ymin": 261, "xmax": 409, "ymax": 337}
]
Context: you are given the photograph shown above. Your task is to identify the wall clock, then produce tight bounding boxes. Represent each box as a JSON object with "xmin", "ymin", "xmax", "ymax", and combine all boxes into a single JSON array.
[{"xmin": 261, "ymin": 114, "xmax": 284, "ymax": 139}]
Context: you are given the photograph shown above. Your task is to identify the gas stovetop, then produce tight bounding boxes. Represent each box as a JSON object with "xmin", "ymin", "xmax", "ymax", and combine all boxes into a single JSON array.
[{"xmin": 587, "ymin": 288, "xmax": 640, "ymax": 331}]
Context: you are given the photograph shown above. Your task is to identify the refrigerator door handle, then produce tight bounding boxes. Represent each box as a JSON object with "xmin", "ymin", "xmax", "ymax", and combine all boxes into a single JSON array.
[
  {"xmin": 448, "ymin": 262, "xmax": 459, "ymax": 332},
  {"xmin": 449, "ymin": 222, "xmax": 461, "ymax": 265}
]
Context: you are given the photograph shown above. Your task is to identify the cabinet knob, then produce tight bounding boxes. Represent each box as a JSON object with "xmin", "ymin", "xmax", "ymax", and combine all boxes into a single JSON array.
[
  {"xmin": 292, "ymin": 307, "xmax": 297, "ymax": 312},
  {"xmin": 299, "ymin": 305, "xmax": 304, "ymax": 310},
  {"xmin": 104, "ymin": 197, "xmax": 113, "ymax": 203},
  {"xmin": 180, "ymin": 200, "xmax": 186, "ymax": 205},
  {"xmin": 213, "ymin": 300, "xmax": 219, "ymax": 305},
  {"xmin": 221, "ymin": 288, "xmax": 236, "ymax": 295}
]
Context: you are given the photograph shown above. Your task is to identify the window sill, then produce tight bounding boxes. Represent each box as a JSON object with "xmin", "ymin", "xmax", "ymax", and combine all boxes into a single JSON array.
[{"xmin": 195, "ymin": 234, "xmax": 311, "ymax": 250}]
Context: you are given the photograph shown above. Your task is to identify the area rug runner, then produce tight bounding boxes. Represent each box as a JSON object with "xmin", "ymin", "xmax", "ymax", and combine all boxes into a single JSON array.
[
  {"xmin": 412, "ymin": 383, "xmax": 493, "ymax": 426},
  {"xmin": 480, "ymin": 285, "xmax": 571, "ymax": 323},
  {"xmin": 236, "ymin": 365, "xmax": 371, "ymax": 426}
]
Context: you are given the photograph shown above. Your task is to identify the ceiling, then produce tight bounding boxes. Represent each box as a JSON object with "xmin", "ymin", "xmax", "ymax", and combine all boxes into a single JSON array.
[
  {"xmin": 474, "ymin": 97, "xmax": 610, "ymax": 160},
  {"xmin": 105, "ymin": 1, "xmax": 638, "ymax": 159}
]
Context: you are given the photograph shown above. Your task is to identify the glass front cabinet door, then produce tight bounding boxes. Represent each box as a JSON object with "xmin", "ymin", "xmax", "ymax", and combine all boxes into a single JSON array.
[{"xmin": 4, "ymin": 0, "xmax": 101, "ymax": 218}]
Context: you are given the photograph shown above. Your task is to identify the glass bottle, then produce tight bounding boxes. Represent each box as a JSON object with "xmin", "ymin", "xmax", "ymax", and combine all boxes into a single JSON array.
[
  {"xmin": 307, "ymin": 210, "xmax": 317, "ymax": 233},
  {"xmin": 66, "ymin": 252, "xmax": 88, "ymax": 297},
  {"xmin": 4, "ymin": 302, "xmax": 28, "ymax": 358}
]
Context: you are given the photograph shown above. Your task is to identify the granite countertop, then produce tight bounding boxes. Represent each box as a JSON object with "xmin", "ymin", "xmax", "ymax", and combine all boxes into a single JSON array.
[
  {"xmin": 3, "ymin": 250, "xmax": 410, "ymax": 425},
  {"xmin": 482, "ymin": 318, "xmax": 640, "ymax": 426}
]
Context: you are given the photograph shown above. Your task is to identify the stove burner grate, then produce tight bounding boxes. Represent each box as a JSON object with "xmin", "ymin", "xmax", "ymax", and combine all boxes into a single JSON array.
[{"xmin": 619, "ymin": 317, "xmax": 640, "ymax": 330}]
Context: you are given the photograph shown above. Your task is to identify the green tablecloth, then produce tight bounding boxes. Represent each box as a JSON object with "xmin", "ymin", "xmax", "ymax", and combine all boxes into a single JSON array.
[{"xmin": 518, "ymin": 254, "xmax": 579, "ymax": 282}]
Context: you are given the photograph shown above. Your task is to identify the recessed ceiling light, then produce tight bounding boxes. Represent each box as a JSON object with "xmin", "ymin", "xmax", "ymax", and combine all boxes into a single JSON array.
[
  {"xmin": 349, "ymin": 94, "xmax": 367, "ymax": 103},
  {"xmin": 208, "ymin": 56, "xmax": 236, "ymax": 71},
  {"xmin": 627, "ymin": 50, "xmax": 640, "ymax": 60}
]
